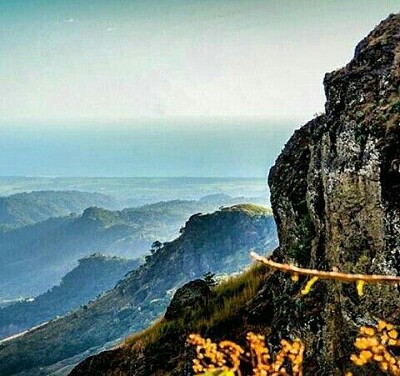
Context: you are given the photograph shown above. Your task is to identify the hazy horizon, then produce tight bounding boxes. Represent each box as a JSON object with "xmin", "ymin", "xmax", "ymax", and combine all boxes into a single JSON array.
[
  {"xmin": 0, "ymin": 118, "xmax": 294, "ymax": 177},
  {"xmin": 1, "ymin": 1, "xmax": 399, "ymax": 177},
  {"xmin": 0, "ymin": 176, "xmax": 271, "ymax": 207}
]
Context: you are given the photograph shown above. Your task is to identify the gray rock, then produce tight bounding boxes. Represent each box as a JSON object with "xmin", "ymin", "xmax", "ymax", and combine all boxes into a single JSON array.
[
  {"xmin": 267, "ymin": 13, "xmax": 400, "ymax": 375},
  {"xmin": 164, "ymin": 279, "xmax": 211, "ymax": 320}
]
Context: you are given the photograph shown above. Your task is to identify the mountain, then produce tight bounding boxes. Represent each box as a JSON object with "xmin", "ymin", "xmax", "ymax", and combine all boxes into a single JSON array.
[
  {"xmin": 71, "ymin": 264, "xmax": 270, "ymax": 376},
  {"xmin": 0, "ymin": 196, "xmax": 259, "ymax": 299},
  {"xmin": 0, "ymin": 190, "xmax": 119, "ymax": 229},
  {"xmin": 70, "ymin": 14, "xmax": 400, "ymax": 376},
  {"xmin": 0, "ymin": 204, "xmax": 276, "ymax": 376},
  {"xmin": 0, "ymin": 254, "xmax": 140, "ymax": 340},
  {"xmin": 0, "ymin": 177, "xmax": 269, "ymax": 208}
]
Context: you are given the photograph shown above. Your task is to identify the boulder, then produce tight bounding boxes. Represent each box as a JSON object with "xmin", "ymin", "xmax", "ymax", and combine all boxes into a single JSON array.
[{"xmin": 164, "ymin": 279, "xmax": 211, "ymax": 320}]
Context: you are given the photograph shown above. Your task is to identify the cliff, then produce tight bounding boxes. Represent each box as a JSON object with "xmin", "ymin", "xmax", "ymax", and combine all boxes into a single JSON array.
[
  {"xmin": 70, "ymin": 13, "xmax": 400, "ymax": 376},
  {"xmin": 0, "ymin": 196, "xmax": 255, "ymax": 300},
  {"xmin": 266, "ymin": 13, "xmax": 400, "ymax": 374}
]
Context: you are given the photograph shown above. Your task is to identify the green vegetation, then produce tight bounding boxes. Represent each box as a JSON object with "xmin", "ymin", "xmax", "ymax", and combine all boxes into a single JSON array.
[
  {"xmin": 391, "ymin": 100, "xmax": 400, "ymax": 114},
  {"xmin": 69, "ymin": 264, "xmax": 270, "ymax": 376},
  {"xmin": 191, "ymin": 264, "xmax": 268, "ymax": 332},
  {"xmin": 126, "ymin": 264, "xmax": 267, "ymax": 347},
  {"xmin": 70, "ymin": 14, "xmax": 400, "ymax": 376},
  {"xmin": 221, "ymin": 204, "xmax": 272, "ymax": 216},
  {"xmin": 0, "ymin": 190, "xmax": 118, "ymax": 228},
  {"xmin": 202, "ymin": 272, "xmax": 217, "ymax": 287}
]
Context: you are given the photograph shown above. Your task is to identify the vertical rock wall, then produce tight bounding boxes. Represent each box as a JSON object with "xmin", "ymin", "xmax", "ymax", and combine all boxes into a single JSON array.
[{"xmin": 267, "ymin": 14, "xmax": 400, "ymax": 375}]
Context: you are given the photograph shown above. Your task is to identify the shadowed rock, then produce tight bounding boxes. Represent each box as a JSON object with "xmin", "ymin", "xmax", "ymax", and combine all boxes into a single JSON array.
[{"xmin": 165, "ymin": 280, "xmax": 211, "ymax": 320}]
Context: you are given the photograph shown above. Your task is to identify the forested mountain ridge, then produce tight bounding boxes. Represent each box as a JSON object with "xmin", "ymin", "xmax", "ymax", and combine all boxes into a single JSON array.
[
  {"xmin": 0, "ymin": 204, "xmax": 276, "ymax": 376},
  {"xmin": 0, "ymin": 190, "xmax": 119, "ymax": 229},
  {"xmin": 0, "ymin": 196, "xmax": 261, "ymax": 299}
]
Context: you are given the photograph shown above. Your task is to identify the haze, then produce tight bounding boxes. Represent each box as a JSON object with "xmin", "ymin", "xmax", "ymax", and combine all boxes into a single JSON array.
[{"xmin": 0, "ymin": 0, "xmax": 398, "ymax": 177}]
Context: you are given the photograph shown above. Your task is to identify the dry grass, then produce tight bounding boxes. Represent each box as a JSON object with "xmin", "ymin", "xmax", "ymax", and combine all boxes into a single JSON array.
[
  {"xmin": 222, "ymin": 204, "xmax": 272, "ymax": 216},
  {"xmin": 124, "ymin": 263, "xmax": 268, "ymax": 350},
  {"xmin": 196, "ymin": 264, "xmax": 267, "ymax": 331}
]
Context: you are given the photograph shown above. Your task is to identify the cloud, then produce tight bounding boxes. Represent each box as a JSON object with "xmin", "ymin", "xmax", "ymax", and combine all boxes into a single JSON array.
[{"xmin": 106, "ymin": 27, "xmax": 117, "ymax": 32}]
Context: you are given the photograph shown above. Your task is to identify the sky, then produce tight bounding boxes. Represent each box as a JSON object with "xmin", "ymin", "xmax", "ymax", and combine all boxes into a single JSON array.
[
  {"xmin": 0, "ymin": 119, "xmax": 294, "ymax": 177},
  {"xmin": 1, "ymin": 0, "xmax": 398, "ymax": 122},
  {"xmin": 0, "ymin": 1, "xmax": 398, "ymax": 177}
]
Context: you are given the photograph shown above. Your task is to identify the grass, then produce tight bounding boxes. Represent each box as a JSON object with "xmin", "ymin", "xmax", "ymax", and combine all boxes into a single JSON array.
[
  {"xmin": 124, "ymin": 263, "xmax": 269, "ymax": 350},
  {"xmin": 197, "ymin": 263, "xmax": 268, "ymax": 330},
  {"xmin": 125, "ymin": 317, "xmax": 165, "ymax": 349},
  {"xmin": 222, "ymin": 204, "xmax": 272, "ymax": 216}
]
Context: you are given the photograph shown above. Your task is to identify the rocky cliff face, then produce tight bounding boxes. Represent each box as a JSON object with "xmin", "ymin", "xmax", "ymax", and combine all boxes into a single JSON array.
[
  {"xmin": 164, "ymin": 280, "xmax": 211, "ymax": 321},
  {"xmin": 266, "ymin": 13, "xmax": 400, "ymax": 375}
]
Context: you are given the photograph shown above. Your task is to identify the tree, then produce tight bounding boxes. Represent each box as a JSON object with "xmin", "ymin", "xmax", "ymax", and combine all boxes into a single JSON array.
[
  {"xmin": 150, "ymin": 240, "xmax": 163, "ymax": 254},
  {"xmin": 202, "ymin": 272, "xmax": 217, "ymax": 287}
]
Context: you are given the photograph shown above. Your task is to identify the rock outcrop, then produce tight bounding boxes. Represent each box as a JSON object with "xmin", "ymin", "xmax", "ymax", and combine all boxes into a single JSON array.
[
  {"xmin": 164, "ymin": 280, "xmax": 211, "ymax": 321},
  {"xmin": 266, "ymin": 13, "xmax": 400, "ymax": 375}
]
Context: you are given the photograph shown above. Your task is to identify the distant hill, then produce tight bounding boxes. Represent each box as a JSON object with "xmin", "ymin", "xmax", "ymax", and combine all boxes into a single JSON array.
[
  {"xmin": 0, "ymin": 254, "xmax": 140, "ymax": 340},
  {"xmin": 0, "ymin": 196, "xmax": 267, "ymax": 299},
  {"xmin": 0, "ymin": 204, "xmax": 277, "ymax": 376},
  {"xmin": 0, "ymin": 177, "xmax": 269, "ymax": 208},
  {"xmin": 0, "ymin": 190, "xmax": 119, "ymax": 229}
]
